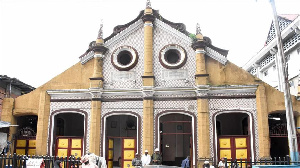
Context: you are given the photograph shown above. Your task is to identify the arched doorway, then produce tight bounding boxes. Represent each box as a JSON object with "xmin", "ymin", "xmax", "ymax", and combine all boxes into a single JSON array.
[
  {"xmin": 216, "ymin": 112, "xmax": 251, "ymax": 165},
  {"xmin": 158, "ymin": 113, "xmax": 194, "ymax": 167},
  {"xmin": 104, "ymin": 114, "xmax": 138, "ymax": 168},
  {"xmin": 49, "ymin": 110, "xmax": 87, "ymax": 157}
]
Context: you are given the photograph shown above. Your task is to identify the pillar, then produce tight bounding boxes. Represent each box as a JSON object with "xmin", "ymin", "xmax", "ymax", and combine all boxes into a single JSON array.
[
  {"xmin": 256, "ymin": 83, "xmax": 270, "ymax": 158},
  {"xmin": 192, "ymin": 24, "xmax": 210, "ymax": 159},
  {"xmin": 89, "ymin": 22, "xmax": 107, "ymax": 155},
  {"xmin": 36, "ymin": 91, "xmax": 51, "ymax": 155},
  {"xmin": 142, "ymin": 3, "xmax": 155, "ymax": 154},
  {"xmin": 1, "ymin": 98, "xmax": 17, "ymax": 154}
]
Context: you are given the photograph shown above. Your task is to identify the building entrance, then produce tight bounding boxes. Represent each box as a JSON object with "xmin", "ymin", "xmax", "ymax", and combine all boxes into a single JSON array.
[
  {"xmin": 105, "ymin": 115, "xmax": 137, "ymax": 168},
  {"xmin": 53, "ymin": 113, "xmax": 84, "ymax": 158},
  {"xmin": 159, "ymin": 113, "xmax": 192, "ymax": 167},
  {"xmin": 216, "ymin": 113, "xmax": 251, "ymax": 166}
]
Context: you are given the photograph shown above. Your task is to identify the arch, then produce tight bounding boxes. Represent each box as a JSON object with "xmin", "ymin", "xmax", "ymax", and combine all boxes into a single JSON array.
[
  {"xmin": 155, "ymin": 110, "xmax": 197, "ymax": 166},
  {"xmin": 212, "ymin": 110, "xmax": 256, "ymax": 162},
  {"xmin": 48, "ymin": 109, "xmax": 88, "ymax": 156},
  {"xmin": 101, "ymin": 111, "xmax": 141, "ymax": 157}
]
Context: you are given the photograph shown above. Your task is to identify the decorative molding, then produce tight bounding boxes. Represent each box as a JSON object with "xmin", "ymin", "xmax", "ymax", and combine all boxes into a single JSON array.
[
  {"xmin": 205, "ymin": 46, "xmax": 227, "ymax": 65},
  {"xmin": 80, "ymin": 50, "xmax": 95, "ymax": 64},
  {"xmin": 104, "ymin": 19, "xmax": 144, "ymax": 48},
  {"xmin": 154, "ymin": 18, "xmax": 192, "ymax": 45}
]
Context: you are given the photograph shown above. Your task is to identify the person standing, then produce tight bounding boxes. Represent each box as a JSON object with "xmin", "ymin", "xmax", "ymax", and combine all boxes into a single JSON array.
[
  {"xmin": 151, "ymin": 148, "xmax": 162, "ymax": 165},
  {"xmin": 54, "ymin": 160, "xmax": 62, "ymax": 168},
  {"xmin": 141, "ymin": 150, "xmax": 151, "ymax": 166},
  {"xmin": 132, "ymin": 153, "xmax": 142, "ymax": 167},
  {"xmin": 181, "ymin": 156, "xmax": 190, "ymax": 168}
]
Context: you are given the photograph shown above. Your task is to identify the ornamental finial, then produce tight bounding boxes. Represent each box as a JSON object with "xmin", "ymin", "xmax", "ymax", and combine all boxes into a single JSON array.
[
  {"xmin": 97, "ymin": 19, "xmax": 103, "ymax": 40},
  {"xmin": 196, "ymin": 23, "xmax": 201, "ymax": 35},
  {"xmin": 146, "ymin": 0, "xmax": 151, "ymax": 9}
]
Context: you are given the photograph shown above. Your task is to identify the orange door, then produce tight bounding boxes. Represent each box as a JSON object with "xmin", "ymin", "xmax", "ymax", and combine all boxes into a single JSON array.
[
  {"xmin": 218, "ymin": 136, "xmax": 249, "ymax": 166},
  {"xmin": 15, "ymin": 138, "xmax": 36, "ymax": 155},
  {"xmin": 122, "ymin": 138, "xmax": 136, "ymax": 168},
  {"xmin": 56, "ymin": 137, "xmax": 83, "ymax": 158},
  {"xmin": 107, "ymin": 138, "xmax": 114, "ymax": 168}
]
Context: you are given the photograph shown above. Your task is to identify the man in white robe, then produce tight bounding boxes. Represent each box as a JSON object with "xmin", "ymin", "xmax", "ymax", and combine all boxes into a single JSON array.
[{"xmin": 141, "ymin": 150, "xmax": 151, "ymax": 166}]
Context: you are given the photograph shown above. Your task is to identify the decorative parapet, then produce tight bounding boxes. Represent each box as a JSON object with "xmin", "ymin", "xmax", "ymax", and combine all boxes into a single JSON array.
[
  {"xmin": 205, "ymin": 46, "xmax": 227, "ymax": 65},
  {"xmin": 104, "ymin": 19, "xmax": 144, "ymax": 48},
  {"xmin": 80, "ymin": 50, "xmax": 94, "ymax": 64},
  {"xmin": 154, "ymin": 18, "xmax": 192, "ymax": 44}
]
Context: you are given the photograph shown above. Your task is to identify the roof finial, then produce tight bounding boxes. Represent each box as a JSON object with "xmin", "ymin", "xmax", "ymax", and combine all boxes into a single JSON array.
[
  {"xmin": 97, "ymin": 19, "xmax": 103, "ymax": 40},
  {"xmin": 146, "ymin": 0, "xmax": 151, "ymax": 9},
  {"xmin": 196, "ymin": 23, "xmax": 201, "ymax": 35}
]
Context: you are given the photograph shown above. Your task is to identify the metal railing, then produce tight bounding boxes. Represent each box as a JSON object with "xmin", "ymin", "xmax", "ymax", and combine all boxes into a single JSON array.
[
  {"xmin": 200, "ymin": 155, "xmax": 300, "ymax": 168},
  {"xmin": 0, "ymin": 153, "xmax": 82, "ymax": 168}
]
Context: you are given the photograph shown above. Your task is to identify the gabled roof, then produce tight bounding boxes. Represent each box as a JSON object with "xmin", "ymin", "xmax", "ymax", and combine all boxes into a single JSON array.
[
  {"xmin": 79, "ymin": 9, "xmax": 228, "ymax": 65},
  {"xmin": 265, "ymin": 14, "xmax": 299, "ymax": 45}
]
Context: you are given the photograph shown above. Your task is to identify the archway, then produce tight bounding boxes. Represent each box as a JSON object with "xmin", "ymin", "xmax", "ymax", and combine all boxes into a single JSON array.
[
  {"xmin": 158, "ymin": 113, "xmax": 194, "ymax": 167},
  {"xmin": 216, "ymin": 112, "xmax": 251, "ymax": 164},
  {"xmin": 104, "ymin": 114, "xmax": 138, "ymax": 168},
  {"xmin": 48, "ymin": 110, "xmax": 87, "ymax": 157}
]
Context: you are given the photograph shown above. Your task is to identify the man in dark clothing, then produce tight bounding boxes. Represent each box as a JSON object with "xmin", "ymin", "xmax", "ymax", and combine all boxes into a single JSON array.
[{"xmin": 151, "ymin": 148, "xmax": 162, "ymax": 165}]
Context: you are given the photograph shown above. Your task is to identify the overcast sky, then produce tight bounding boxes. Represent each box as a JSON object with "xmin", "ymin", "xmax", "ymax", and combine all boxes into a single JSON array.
[{"xmin": 1, "ymin": 0, "xmax": 299, "ymax": 88}]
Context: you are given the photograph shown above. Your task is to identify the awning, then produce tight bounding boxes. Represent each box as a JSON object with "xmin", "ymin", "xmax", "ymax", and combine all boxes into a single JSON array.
[{"xmin": 0, "ymin": 121, "xmax": 18, "ymax": 128}]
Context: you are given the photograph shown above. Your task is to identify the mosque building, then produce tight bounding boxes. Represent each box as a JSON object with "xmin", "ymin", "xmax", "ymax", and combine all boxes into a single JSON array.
[{"xmin": 2, "ymin": 1, "xmax": 300, "ymax": 168}]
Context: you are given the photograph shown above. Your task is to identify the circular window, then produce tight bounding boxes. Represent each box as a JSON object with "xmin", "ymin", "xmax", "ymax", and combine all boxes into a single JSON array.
[
  {"xmin": 159, "ymin": 44, "xmax": 187, "ymax": 69},
  {"xmin": 111, "ymin": 46, "xmax": 138, "ymax": 71}
]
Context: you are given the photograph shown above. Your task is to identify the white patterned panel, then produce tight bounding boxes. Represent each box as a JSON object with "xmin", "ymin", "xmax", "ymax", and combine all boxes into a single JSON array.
[
  {"xmin": 48, "ymin": 100, "xmax": 91, "ymax": 154},
  {"xmin": 153, "ymin": 20, "xmax": 196, "ymax": 88},
  {"xmin": 103, "ymin": 21, "xmax": 144, "ymax": 89},
  {"xmin": 102, "ymin": 101, "xmax": 143, "ymax": 153},
  {"xmin": 208, "ymin": 98, "xmax": 259, "ymax": 160},
  {"xmin": 266, "ymin": 17, "xmax": 292, "ymax": 45},
  {"xmin": 154, "ymin": 100, "xmax": 198, "ymax": 157}
]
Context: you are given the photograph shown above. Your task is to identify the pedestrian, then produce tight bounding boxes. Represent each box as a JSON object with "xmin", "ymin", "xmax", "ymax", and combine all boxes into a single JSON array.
[
  {"xmin": 151, "ymin": 148, "xmax": 162, "ymax": 165},
  {"xmin": 132, "ymin": 153, "xmax": 142, "ymax": 167},
  {"xmin": 54, "ymin": 160, "xmax": 62, "ymax": 168},
  {"xmin": 203, "ymin": 161, "xmax": 210, "ymax": 168},
  {"xmin": 218, "ymin": 158, "xmax": 225, "ymax": 168},
  {"xmin": 181, "ymin": 156, "xmax": 190, "ymax": 168},
  {"xmin": 141, "ymin": 150, "xmax": 151, "ymax": 166}
]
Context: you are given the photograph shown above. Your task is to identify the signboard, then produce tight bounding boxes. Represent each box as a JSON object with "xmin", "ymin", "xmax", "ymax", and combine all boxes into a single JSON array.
[
  {"xmin": 26, "ymin": 158, "xmax": 44, "ymax": 168},
  {"xmin": 162, "ymin": 69, "xmax": 188, "ymax": 80},
  {"xmin": 111, "ymin": 71, "xmax": 136, "ymax": 82}
]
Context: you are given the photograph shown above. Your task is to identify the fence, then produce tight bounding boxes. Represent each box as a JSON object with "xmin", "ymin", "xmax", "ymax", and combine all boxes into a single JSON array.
[
  {"xmin": 200, "ymin": 155, "xmax": 300, "ymax": 168},
  {"xmin": 0, "ymin": 154, "xmax": 82, "ymax": 168}
]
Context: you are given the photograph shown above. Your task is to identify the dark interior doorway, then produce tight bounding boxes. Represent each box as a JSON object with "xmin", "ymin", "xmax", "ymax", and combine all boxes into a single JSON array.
[
  {"xmin": 106, "ymin": 115, "xmax": 137, "ymax": 168},
  {"xmin": 268, "ymin": 113, "xmax": 294, "ymax": 158},
  {"xmin": 216, "ymin": 113, "xmax": 250, "ymax": 163},
  {"xmin": 159, "ymin": 113, "xmax": 192, "ymax": 167},
  {"xmin": 53, "ymin": 113, "xmax": 85, "ymax": 157}
]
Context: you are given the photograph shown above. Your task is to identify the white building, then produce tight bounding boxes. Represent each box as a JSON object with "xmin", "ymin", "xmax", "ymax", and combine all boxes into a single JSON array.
[{"xmin": 243, "ymin": 14, "xmax": 300, "ymax": 97}]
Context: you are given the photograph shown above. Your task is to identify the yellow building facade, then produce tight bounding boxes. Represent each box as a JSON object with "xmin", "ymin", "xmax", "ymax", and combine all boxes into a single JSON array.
[{"xmin": 2, "ymin": 2, "xmax": 300, "ymax": 168}]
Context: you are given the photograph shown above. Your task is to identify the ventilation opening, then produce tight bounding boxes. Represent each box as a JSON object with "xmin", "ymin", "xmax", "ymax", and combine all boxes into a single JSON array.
[
  {"xmin": 117, "ymin": 50, "xmax": 132, "ymax": 66},
  {"xmin": 165, "ymin": 49, "xmax": 180, "ymax": 64}
]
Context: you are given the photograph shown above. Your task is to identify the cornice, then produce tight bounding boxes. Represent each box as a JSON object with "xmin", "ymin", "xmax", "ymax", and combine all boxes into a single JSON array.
[
  {"xmin": 205, "ymin": 46, "xmax": 228, "ymax": 65},
  {"xmin": 47, "ymin": 85, "xmax": 258, "ymax": 101}
]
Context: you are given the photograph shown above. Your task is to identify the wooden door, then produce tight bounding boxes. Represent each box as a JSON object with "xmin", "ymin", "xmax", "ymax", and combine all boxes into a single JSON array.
[
  {"xmin": 218, "ymin": 136, "xmax": 249, "ymax": 165},
  {"xmin": 107, "ymin": 138, "xmax": 114, "ymax": 168},
  {"xmin": 122, "ymin": 138, "xmax": 136, "ymax": 168},
  {"xmin": 56, "ymin": 136, "xmax": 83, "ymax": 158}
]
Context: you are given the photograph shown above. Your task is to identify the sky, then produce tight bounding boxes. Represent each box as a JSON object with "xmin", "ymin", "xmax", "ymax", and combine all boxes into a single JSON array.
[{"xmin": 0, "ymin": 0, "xmax": 299, "ymax": 88}]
